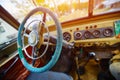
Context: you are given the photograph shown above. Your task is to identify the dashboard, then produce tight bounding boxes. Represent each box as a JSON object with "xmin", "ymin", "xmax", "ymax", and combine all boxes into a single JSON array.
[{"xmin": 61, "ymin": 19, "xmax": 120, "ymax": 47}]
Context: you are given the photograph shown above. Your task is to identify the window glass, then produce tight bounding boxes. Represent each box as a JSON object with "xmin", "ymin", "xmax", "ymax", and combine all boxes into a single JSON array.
[
  {"xmin": 0, "ymin": 26, "xmax": 5, "ymax": 33},
  {"xmin": 93, "ymin": 0, "xmax": 120, "ymax": 15},
  {"xmin": 0, "ymin": 18, "xmax": 18, "ymax": 49}
]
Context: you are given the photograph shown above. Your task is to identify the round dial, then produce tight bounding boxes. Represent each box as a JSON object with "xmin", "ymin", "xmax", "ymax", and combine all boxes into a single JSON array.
[
  {"xmin": 84, "ymin": 31, "xmax": 91, "ymax": 39},
  {"xmin": 63, "ymin": 32, "xmax": 71, "ymax": 42},
  {"xmin": 92, "ymin": 30, "xmax": 101, "ymax": 38},
  {"xmin": 74, "ymin": 31, "xmax": 82, "ymax": 40},
  {"xmin": 103, "ymin": 28, "xmax": 113, "ymax": 37}
]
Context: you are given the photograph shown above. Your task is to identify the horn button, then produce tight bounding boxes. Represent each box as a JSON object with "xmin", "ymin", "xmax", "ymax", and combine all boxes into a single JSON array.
[{"xmin": 28, "ymin": 30, "xmax": 38, "ymax": 46}]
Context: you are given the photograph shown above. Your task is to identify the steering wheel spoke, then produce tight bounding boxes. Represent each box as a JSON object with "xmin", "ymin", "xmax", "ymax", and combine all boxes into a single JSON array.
[{"xmin": 23, "ymin": 33, "xmax": 29, "ymax": 38}]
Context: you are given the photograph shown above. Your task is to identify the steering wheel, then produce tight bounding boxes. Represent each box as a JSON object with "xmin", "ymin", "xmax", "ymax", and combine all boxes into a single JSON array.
[{"xmin": 17, "ymin": 7, "xmax": 63, "ymax": 72}]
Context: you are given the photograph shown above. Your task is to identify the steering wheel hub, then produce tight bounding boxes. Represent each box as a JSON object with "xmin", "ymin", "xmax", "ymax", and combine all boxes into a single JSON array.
[{"xmin": 28, "ymin": 30, "xmax": 38, "ymax": 46}]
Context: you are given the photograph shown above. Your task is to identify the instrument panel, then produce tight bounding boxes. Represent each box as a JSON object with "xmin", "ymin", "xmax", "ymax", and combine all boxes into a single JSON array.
[
  {"xmin": 62, "ymin": 19, "xmax": 120, "ymax": 47},
  {"xmin": 73, "ymin": 26, "xmax": 114, "ymax": 40}
]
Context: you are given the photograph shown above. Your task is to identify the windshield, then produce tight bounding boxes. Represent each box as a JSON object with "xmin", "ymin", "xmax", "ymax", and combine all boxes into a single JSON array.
[
  {"xmin": 1, "ymin": 0, "xmax": 120, "ymax": 26},
  {"xmin": 0, "ymin": 0, "xmax": 89, "ymax": 25}
]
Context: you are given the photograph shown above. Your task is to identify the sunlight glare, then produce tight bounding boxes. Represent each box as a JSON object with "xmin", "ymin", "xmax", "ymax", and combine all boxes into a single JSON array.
[{"xmin": 80, "ymin": 0, "xmax": 88, "ymax": 2}]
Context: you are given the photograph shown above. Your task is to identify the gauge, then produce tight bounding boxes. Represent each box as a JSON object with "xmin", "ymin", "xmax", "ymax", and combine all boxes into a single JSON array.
[
  {"xmin": 63, "ymin": 32, "xmax": 71, "ymax": 42},
  {"xmin": 84, "ymin": 31, "xmax": 91, "ymax": 39},
  {"xmin": 92, "ymin": 30, "xmax": 101, "ymax": 38},
  {"xmin": 103, "ymin": 28, "xmax": 113, "ymax": 37},
  {"xmin": 74, "ymin": 31, "xmax": 82, "ymax": 40}
]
